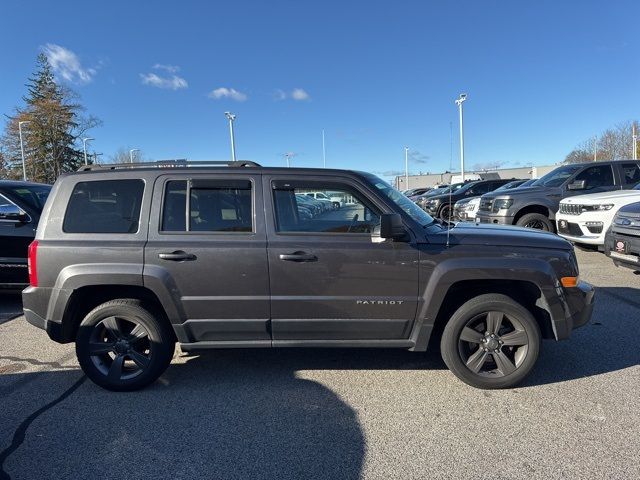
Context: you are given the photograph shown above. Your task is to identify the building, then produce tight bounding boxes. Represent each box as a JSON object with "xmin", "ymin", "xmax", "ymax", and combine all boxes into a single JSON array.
[{"xmin": 395, "ymin": 164, "xmax": 560, "ymax": 190}]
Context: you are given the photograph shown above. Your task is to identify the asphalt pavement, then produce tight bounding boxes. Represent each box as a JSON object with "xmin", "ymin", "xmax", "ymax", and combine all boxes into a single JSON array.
[{"xmin": 0, "ymin": 249, "xmax": 639, "ymax": 480}]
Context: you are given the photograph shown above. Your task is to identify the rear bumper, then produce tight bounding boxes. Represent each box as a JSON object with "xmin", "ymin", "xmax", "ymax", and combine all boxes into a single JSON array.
[{"xmin": 22, "ymin": 285, "xmax": 69, "ymax": 343}]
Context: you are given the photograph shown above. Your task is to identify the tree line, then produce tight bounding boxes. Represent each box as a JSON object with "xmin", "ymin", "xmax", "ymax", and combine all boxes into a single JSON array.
[{"xmin": 564, "ymin": 121, "xmax": 639, "ymax": 164}]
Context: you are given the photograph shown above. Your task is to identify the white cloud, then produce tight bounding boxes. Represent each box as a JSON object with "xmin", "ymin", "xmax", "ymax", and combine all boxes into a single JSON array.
[
  {"xmin": 42, "ymin": 43, "xmax": 96, "ymax": 84},
  {"xmin": 291, "ymin": 88, "xmax": 310, "ymax": 101},
  {"xmin": 274, "ymin": 88, "xmax": 311, "ymax": 101},
  {"xmin": 140, "ymin": 68, "xmax": 188, "ymax": 90},
  {"xmin": 208, "ymin": 87, "xmax": 248, "ymax": 102},
  {"xmin": 152, "ymin": 64, "xmax": 180, "ymax": 73}
]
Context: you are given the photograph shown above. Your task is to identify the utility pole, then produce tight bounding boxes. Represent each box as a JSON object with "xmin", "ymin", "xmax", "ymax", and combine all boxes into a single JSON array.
[
  {"xmin": 18, "ymin": 121, "xmax": 30, "ymax": 181},
  {"xmin": 404, "ymin": 146, "xmax": 409, "ymax": 189},
  {"xmin": 224, "ymin": 112, "xmax": 237, "ymax": 162},
  {"xmin": 322, "ymin": 129, "xmax": 326, "ymax": 168},
  {"xmin": 82, "ymin": 137, "xmax": 94, "ymax": 165},
  {"xmin": 455, "ymin": 94, "xmax": 467, "ymax": 181}
]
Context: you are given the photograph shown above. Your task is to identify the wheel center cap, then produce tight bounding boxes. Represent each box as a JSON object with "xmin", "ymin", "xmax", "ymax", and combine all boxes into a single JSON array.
[
  {"xmin": 114, "ymin": 340, "xmax": 129, "ymax": 354},
  {"xmin": 485, "ymin": 337, "xmax": 499, "ymax": 350}
]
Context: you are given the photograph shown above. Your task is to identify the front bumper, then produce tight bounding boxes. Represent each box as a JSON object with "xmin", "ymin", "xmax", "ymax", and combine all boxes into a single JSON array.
[
  {"xmin": 556, "ymin": 213, "xmax": 607, "ymax": 245},
  {"xmin": 475, "ymin": 212, "xmax": 514, "ymax": 225},
  {"xmin": 604, "ymin": 230, "xmax": 640, "ymax": 270},
  {"xmin": 562, "ymin": 280, "xmax": 595, "ymax": 335}
]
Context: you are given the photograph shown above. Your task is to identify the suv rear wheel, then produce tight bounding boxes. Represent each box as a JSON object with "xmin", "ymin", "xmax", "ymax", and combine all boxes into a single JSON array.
[
  {"xmin": 440, "ymin": 294, "xmax": 540, "ymax": 389},
  {"xmin": 516, "ymin": 212, "xmax": 553, "ymax": 231},
  {"xmin": 76, "ymin": 299, "xmax": 175, "ymax": 391}
]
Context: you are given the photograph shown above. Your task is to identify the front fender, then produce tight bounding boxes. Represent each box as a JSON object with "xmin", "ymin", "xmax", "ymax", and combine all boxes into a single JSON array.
[{"xmin": 410, "ymin": 256, "xmax": 568, "ymax": 351}]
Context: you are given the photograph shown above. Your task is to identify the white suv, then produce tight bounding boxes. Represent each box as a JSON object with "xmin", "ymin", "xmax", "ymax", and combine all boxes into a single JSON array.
[{"xmin": 557, "ymin": 186, "xmax": 640, "ymax": 246}]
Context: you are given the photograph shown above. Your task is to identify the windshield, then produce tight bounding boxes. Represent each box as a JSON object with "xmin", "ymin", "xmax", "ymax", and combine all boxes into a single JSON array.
[
  {"xmin": 363, "ymin": 174, "xmax": 434, "ymax": 227},
  {"xmin": 5, "ymin": 184, "xmax": 51, "ymax": 211},
  {"xmin": 532, "ymin": 165, "xmax": 582, "ymax": 188}
]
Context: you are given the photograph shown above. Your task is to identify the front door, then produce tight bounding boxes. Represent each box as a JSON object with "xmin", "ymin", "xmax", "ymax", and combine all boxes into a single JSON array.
[
  {"xmin": 145, "ymin": 173, "xmax": 270, "ymax": 345},
  {"xmin": 263, "ymin": 175, "xmax": 420, "ymax": 343}
]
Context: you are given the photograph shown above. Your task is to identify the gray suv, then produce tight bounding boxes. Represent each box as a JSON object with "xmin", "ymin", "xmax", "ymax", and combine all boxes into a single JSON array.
[
  {"xmin": 23, "ymin": 161, "xmax": 594, "ymax": 391},
  {"xmin": 476, "ymin": 160, "xmax": 640, "ymax": 231}
]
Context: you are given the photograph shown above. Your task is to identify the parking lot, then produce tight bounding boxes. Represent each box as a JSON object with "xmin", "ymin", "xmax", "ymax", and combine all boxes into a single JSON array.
[{"xmin": 0, "ymin": 248, "xmax": 638, "ymax": 480}]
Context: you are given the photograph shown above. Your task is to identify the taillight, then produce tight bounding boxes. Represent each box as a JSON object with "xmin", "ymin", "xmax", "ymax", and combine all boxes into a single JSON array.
[{"xmin": 28, "ymin": 240, "xmax": 39, "ymax": 287}]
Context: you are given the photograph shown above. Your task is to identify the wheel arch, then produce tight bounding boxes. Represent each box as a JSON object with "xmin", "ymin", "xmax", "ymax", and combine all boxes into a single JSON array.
[
  {"xmin": 513, "ymin": 204, "xmax": 552, "ymax": 224},
  {"xmin": 410, "ymin": 258, "xmax": 563, "ymax": 352}
]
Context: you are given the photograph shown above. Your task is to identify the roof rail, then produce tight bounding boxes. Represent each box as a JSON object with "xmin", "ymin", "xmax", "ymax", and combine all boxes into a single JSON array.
[{"xmin": 77, "ymin": 160, "xmax": 261, "ymax": 172}]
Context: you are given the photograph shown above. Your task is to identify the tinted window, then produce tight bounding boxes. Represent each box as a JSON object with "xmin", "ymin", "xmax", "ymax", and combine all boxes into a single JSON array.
[
  {"xmin": 273, "ymin": 182, "xmax": 380, "ymax": 234},
  {"xmin": 161, "ymin": 180, "xmax": 253, "ymax": 233},
  {"xmin": 533, "ymin": 165, "xmax": 582, "ymax": 187},
  {"xmin": 573, "ymin": 165, "xmax": 614, "ymax": 189},
  {"xmin": 4, "ymin": 185, "xmax": 51, "ymax": 211},
  {"xmin": 621, "ymin": 163, "xmax": 640, "ymax": 186},
  {"xmin": 63, "ymin": 180, "xmax": 144, "ymax": 233}
]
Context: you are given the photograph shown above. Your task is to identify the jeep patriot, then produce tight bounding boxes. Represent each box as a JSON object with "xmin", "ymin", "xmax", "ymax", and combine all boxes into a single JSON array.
[{"xmin": 22, "ymin": 161, "xmax": 595, "ymax": 391}]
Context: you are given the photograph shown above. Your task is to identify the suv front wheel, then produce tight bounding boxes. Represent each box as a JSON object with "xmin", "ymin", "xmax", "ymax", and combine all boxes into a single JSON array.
[
  {"xmin": 440, "ymin": 294, "xmax": 541, "ymax": 389},
  {"xmin": 76, "ymin": 299, "xmax": 175, "ymax": 391}
]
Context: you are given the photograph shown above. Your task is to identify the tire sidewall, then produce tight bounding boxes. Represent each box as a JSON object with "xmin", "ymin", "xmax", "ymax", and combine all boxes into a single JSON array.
[
  {"xmin": 516, "ymin": 213, "xmax": 552, "ymax": 232},
  {"xmin": 441, "ymin": 295, "xmax": 541, "ymax": 389},
  {"xmin": 76, "ymin": 300, "xmax": 175, "ymax": 391}
]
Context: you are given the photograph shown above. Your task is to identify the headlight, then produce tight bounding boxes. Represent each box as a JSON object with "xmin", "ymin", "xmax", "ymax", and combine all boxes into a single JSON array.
[
  {"xmin": 492, "ymin": 199, "xmax": 513, "ymax": 212},
  {"xmin": 466, "ymin": 202, "xmax": 476, "ymax": 211},
  {"xmin": 591, "ymin": 204, "xmax": 614, "ymax": 211}
]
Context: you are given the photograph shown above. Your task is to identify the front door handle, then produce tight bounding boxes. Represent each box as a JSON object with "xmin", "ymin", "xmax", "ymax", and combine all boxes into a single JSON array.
[
  {"xmin": 158, "ymin": 251, "xmax": 197, "ymax": 261},
  {"xmin": 279, "ymin": 251, "xmax": 318, "ymax": 262}
]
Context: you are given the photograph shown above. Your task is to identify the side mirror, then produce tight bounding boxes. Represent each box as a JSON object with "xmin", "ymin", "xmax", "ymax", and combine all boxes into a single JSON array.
[
  {"xmin": 567, "ymin": 180, "xmax": 586, "ymax": 191},
  {"xmin": 379, "ymin": 213, "xmax": 406, "ymax": 240},
  {"xmin": 0, "ymin": 204, "xmax": 28, "ymax": 222}
]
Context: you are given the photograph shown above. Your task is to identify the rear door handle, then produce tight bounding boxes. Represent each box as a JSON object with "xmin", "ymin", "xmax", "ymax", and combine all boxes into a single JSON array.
[
  {"xmin": 158, "ymin": 251, "xmax": 196, "ymax": 261},
  {"xmin": 279, "ymin": 252, "xmax": 318, "ymax": 262}
]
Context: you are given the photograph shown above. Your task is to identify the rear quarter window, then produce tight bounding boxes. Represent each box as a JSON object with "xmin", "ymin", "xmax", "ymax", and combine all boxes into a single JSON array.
[{"xmin": 63, "ymin": 179, "xmax": 145, "ymax": 233}]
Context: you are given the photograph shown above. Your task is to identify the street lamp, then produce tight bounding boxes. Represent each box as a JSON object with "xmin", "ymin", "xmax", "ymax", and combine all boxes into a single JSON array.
[
  {"xmin": 82, "ymin": 137, "xmax": 94, "ymax": 165},
  {"xmin": 284, "ymin": 152, "xmax": 296, "ymax": 168},
  {"xmin": 224, "ymin": 112, "xmax": 237, "ymax": 162},
  {"xmin": 129, "ymin": 149, "xmax": 140, "ymax": 163},
  {"xmin": 18, "ymin": 121, "xmax": 30, "ymax": 181},
  {"xmin": 633, "ymin": 123, "xmax": 637, "ymax": 161},
  {"xmin": 454, "ymin": 93, "xmax": 467, "ymax": 181},
  {"xmin": 404, "ymin": 147, "xmax": 409, "ymax": 188},
  {"xmin": 322, "ymin": 129, "xmax": 326, "ymax": 168}
]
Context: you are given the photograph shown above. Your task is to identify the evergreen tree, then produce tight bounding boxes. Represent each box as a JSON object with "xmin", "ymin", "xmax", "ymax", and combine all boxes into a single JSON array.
[{"xmin": 1, "ymin": 53, "xmax": 99, "ymax": 183}]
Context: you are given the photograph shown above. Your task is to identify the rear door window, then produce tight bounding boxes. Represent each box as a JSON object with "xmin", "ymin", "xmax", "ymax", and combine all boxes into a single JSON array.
[
  {"xmin": 620, "ymin": 163, "xmax": 640, "ymax": 186},
  {"xmin": 63, "ymin": 180, "xmax": 144, "ymax": 233},
  {"xmin": 161, "ymin": 179, "xmax": 253, "ymax": 233}
]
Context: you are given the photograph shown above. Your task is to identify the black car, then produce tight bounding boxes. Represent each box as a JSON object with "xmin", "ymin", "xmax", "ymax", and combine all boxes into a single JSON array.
[
  {"xmin": 424, "ymin": 179, "xmax": 517, "ymax": 220},
  {"xmin": 453, "ymin": 179, "xmax": 528, "ymax": 221},
  {"xmin": 0, "ymin": 180, "xmax": 51, "ymax": 290},
  {"xmin": 604, "ymin": 201, "xmax": 640, "ymax": 271}
]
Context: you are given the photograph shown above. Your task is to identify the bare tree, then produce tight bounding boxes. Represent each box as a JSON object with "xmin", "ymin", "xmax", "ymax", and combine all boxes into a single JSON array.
[{"xmin": 566, "ymin": 120, "xmax": 638, "ymax": 163}]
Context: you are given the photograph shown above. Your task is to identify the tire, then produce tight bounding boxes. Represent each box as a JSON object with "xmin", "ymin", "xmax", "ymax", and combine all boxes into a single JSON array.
[
  {"xmin": 440, "ymin": 294, "xmax": 541, "ymax": 389},
  {"xmin": 516, "ymin": 212, "xmax": 553, "ymax": 232},
  {"xmin": 438, "ymin": 204, "xmax": 453, "ymax": 221},
  {"xmin": 76, "ymin": 299, "xmax": 175, "ymax": 391}
]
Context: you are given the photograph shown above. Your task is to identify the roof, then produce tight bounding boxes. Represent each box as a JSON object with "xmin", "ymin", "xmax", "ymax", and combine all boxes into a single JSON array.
[{"xmin": 0, "ymin": 179, "xmax": 51, "ymax": 188}]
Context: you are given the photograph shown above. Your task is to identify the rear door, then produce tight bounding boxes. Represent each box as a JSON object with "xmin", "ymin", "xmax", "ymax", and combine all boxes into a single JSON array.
[
  {"xmin": 263, "ymin": 174, "xmax": 420, "ymax": 344},
  {"xmin": 617, "ymin": 162, "xmax": 640, "ymax": 188},
  {"xmin": 144, "ymin": 173, "xmax": 270, "ymax": 345}
]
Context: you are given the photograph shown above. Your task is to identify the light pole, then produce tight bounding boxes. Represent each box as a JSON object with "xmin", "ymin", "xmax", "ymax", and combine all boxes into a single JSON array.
[
  {"xmin": 633, "ymin": 123, "xmax": 637, "ymax": 160},
  {"xmin": 224, "ymin": 112, "xmax": 237, "ymax": 162},
  {"xmin": 18, "ymin": 120, "xmax": 30, "ymax": 181},
  {"xmin": 129, "ymin": 149, "xmax": 140, "ymax": 163},
  {"xmin": 593, "ymin": 136, "xmax": 597, "ymax": 162},
  {"xmin": 82, "ymin": 137, "xmax": 94, "ymax": 165},
  {"xmin": 455, "ymin": 93, "xmax": 467, "ymax": 181},
  {"xmin": 322, "ymin": 129, "xmax": 326, "ymax": 168},
  {"xmin": 284, "ymin": 152, "xmax": 296, "ymax": 168},
  {"xmin": 404, "ymin": 146, "xmax": 409, "ymax": 189}
]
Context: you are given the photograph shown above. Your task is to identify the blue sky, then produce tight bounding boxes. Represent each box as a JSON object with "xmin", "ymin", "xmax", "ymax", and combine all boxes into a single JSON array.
[{"xmin": 1, "ymin": 0, "xmax": 639, "ymax": 180}]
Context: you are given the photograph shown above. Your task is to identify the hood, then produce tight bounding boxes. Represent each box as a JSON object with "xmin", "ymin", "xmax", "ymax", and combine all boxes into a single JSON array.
[
  {"xmin": 484, "ymin": 185, "xmax": 558, "ymax": 198},
  {"xmin": 428, "ymin": 222, "xmax": 572, "ymax": 250},
  {"xmin": 617, "ymin": 201, "xmax": 640, "ymax": 215},
  {"xmin": 562, "ymin": 189, "xmax": 640, "ymax": 204}
]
